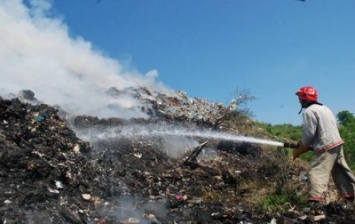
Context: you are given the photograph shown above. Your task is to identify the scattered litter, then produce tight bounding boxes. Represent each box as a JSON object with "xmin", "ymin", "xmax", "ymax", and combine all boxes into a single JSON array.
[
  {"xmin": 55, "ymin": 180, "xmax": 63, "ymax": 189},
  {"xmin": 143, "ymin": 213, "xmax": 160, "ymax": 223},
  {"xmin": 269, "ymin": 218, "xmax": 277, "ymax": 224},
  {"xmin": 120, "ymin": 217, "xmax": 140, "ymax": 224},
  {"xmin": 299, "ymin": 174, "xmax": 308, "ymax": 182},
  {"xmin": 82, "ymin": 194, "xmax": 91, "ymax": 200},
  {"xmin": 309, "ymin": 214, "xmax": 326, "ymax": 222},
  {"xmin": 48, "ymin": 187, "xmax": 59, "ymax": 194},
  {"xmin": 133, "ymin": 152, "xmax": 142, "ymax": 158},
  {"xmin": 72, "ymin": 144, "xmax": 80, "ymax": 154},
  {"xmin": 34, "ymin": 113, "xmax": 48, "ymax": 122}
]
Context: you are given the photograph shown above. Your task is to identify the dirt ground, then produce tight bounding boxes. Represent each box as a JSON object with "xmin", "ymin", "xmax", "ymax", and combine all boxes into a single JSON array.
[{"xmin": 1, "ymin": 96, "xmax": 355, "ymax": 224}]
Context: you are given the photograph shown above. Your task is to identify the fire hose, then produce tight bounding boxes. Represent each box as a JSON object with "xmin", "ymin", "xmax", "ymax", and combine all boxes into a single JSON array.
[{"xmin": 283, "ymin": 142, "xmax": 312, "ymax": 159}]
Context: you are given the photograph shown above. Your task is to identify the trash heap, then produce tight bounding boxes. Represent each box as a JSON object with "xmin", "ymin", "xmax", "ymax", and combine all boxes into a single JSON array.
[
  {"xmin": 1, "ymin": 91, "xmax": 355, "ymax": 224},
  {"xmin": 152, "ymin": 90, "xmax": 226, "ymax": 126}
]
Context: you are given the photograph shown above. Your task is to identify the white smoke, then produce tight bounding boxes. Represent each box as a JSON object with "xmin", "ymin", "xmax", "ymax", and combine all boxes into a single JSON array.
[{"xmin": 0, "ymin": 0, "xmax": 173, "ymax": 119}]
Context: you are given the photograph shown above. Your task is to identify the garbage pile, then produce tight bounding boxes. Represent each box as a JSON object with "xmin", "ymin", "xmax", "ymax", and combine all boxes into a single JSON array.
[
  {"xmin": 152, "ymin": 90, "xmax": 226, "ymax": 126},
  {"xmin": 109, "ymin": 87, "xmax": 237, "ymax": 128},
  {"xmin": 1, "ymin": 91, "xmax": 355, "ymax": 223}
]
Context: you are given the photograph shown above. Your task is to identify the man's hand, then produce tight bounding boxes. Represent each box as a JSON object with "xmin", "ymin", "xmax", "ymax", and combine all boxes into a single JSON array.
[{"xmin": 293, "ymin": 143, "xmax": 309, "ymax": 160}]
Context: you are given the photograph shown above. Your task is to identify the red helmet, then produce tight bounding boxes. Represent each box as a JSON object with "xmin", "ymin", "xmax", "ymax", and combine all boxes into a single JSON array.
[{"xmin": 295, "ymin": 86, "xmax": 318, "ymax": 101}]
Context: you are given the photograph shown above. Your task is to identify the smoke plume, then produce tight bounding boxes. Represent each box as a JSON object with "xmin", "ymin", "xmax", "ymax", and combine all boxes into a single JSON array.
[{"xmin": 0, "ymin": 0, "xmax": 173, "ymax": 119}]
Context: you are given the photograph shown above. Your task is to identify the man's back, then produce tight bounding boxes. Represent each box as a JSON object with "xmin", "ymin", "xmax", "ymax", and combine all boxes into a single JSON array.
[{"xmin": 302, "ymin": 104, "xmax": 343, "ymax": 153}]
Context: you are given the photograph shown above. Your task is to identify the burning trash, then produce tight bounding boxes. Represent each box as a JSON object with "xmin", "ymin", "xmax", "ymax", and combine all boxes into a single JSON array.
[{"xmin": 0, "ymin": 94, "xmax": 354, "ymax": 223}]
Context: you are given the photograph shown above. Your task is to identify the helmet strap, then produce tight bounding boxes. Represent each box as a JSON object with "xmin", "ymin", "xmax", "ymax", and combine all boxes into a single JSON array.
[
  {"xmin": 298, "ymin": 107, "xmax": 303, "ymax": 114},
  {"xmin": 298, "ymin": 101, "xmax": 323, "ymax": 114}
]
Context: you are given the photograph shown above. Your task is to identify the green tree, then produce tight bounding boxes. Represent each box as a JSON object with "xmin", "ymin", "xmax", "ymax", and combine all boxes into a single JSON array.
[
  {"xmin": 337, "ymin": 110, "xmax": 355, "ymax": 126},
  {"xmin": 337, "ymin": 110, "xmax": 355, "ymax": 170}
]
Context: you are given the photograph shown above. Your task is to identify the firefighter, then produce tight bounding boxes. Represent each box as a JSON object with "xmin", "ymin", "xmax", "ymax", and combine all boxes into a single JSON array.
[{"xmin": 294, "ymin": 85, "xmax": 355, "ymax": 204}]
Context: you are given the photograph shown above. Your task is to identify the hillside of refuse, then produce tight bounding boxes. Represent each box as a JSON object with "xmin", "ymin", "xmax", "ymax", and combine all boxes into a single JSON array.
[{"xmin": 1, "ymin": 90, "xmax": 355, "ymax": 224}]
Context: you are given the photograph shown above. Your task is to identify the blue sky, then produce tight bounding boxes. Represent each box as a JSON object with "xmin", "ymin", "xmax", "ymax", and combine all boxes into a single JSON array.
[{"xmin": 2, "ymin": 0, "xmax": 355, "ymax": 125}]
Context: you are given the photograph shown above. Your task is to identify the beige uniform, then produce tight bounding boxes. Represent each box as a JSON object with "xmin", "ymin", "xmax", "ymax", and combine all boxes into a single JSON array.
[{"xmin": 302, "ymin": 104, "xmax": 355, "ymax": 201}]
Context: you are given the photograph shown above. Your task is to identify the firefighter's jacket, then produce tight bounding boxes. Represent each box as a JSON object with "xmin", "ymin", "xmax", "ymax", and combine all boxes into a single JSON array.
[{"xmin": 301, "ymin": 103, "xmax": 343, "ymax": 154}]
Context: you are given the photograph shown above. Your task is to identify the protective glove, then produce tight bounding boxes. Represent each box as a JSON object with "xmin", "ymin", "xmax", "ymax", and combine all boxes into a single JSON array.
[{"xmin": 293, "ymin": 143, "xmax": 309, "ymax": 160}]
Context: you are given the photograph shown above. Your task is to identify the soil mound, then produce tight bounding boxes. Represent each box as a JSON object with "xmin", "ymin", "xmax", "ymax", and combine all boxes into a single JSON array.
[{"xmin": 1, "ymin": 96, "xmax": 354, "ymax": 223}]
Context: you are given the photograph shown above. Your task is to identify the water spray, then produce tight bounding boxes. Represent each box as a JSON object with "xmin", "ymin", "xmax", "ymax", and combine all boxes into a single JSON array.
[{"xmin": 76, "ymin": 124, "xmax": 284, "ymax": 148}]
